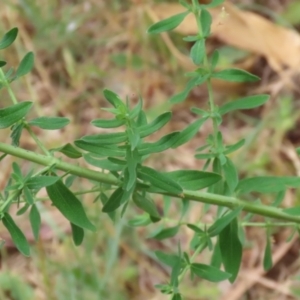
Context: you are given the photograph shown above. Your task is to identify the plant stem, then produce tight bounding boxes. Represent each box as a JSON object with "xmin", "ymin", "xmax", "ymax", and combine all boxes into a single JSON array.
[
  {"xmin": 1, "ymin": 142, "xmax": 300, "ymax": 223},
  {"xmin": 0, "ymin": 69, "xmax": 18, "ymax": 105},
  {"xmin": 24, "ymin": 123, "xmax": 51, "ymax": 155}
]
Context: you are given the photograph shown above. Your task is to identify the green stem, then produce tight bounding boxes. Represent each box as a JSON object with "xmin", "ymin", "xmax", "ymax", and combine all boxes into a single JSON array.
[
  {"xmin": 24, "ymin": 123, "xmax": 51, "ymax": 155},
  {"xmin": 1, "ymin": 142, "xmax": 300, "ymax": 223},
  {"xmin": 0, "ymin": 68, "xmax": 18, "ymax": 105}
]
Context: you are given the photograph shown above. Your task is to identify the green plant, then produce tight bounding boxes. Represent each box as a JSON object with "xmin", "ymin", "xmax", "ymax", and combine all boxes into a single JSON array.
[{"xmin": 0, "ymin": 1, "xmax": 300, "ymax": 299}]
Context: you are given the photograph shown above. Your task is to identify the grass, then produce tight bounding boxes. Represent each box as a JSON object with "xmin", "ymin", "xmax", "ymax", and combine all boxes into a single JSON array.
[{"xmin": 0, "ymin": 0, "xmax": 300, "ymax": 299}]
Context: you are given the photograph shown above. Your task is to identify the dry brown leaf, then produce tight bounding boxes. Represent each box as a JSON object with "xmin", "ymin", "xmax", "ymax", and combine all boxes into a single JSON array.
[{"xmin": 148, "ymin": 1, "xmax": 300, "ymax": 73}]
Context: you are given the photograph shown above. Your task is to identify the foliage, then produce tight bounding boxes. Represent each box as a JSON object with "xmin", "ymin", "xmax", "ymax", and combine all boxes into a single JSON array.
[{"xmin": 0, "ymin": 1, "xmax": 300, "ymax": 299}]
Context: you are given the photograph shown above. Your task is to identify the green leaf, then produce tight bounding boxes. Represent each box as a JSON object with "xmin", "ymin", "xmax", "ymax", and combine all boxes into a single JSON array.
[
  {"xmin": 191, "ymin": 263, "xmax": 231, "ymax": 282},
  {"xmin": 148, "ymin": 11, "xmax": 189, "ymax": 34},
  {"xmin": 165, "ymin": 170, "xmax": 221, "ymax": 190},
  {"xmin": 103, "ymin": 89, "xmax": 125, "ymax": 108},
  {"xmin": 29, "ymin": 204, "xmax": 41, "ymax": 241},
  {"xmin": 200, "ymin": 9, "xmax": 212, "ymax": 36},
  {"xmin": 128, "ymin": 213, "xmax": 151, "ymax": 227},
  {"xmin": 237, "ymin": 177, "xmax": 300, "ymax": 194},
  {"xmin": 102, "ymin": 187, "xmax": 131, "ymax": 213},
  {"xmin": 16, "ymin": 52, "xmax": 34, "ymax": 78},
  {"xmin": 136, "ymin": 110, "xmax": 147, "ymax": 126},
  {"xmin": 139, "ymin": 112, "xmax": 171, "ymax": 137},
  {"xmin": 282, "ymin": 206, "xmax": 300, "ymax": 216},
  {"xmin": 23, "ymin": 187, "xmax": 34, "ymax": 205},
  {"xmin": 83, "ymin": 154, "xmax": 124, "ymax": 171},
  {"xmin": 28, "ymin": 117, "xmax": 70, "ymax": 130},
  {"xmin": 172, "ymin": 293, "xmax": 182, "ymax": 300},
  {"xmin": 91, "ymin": 118, "xmax": 125, "ymax": 128},
  {"xmin": 129, "ymin": 97, "xmax": 143, "ymax": 119},
  {"xmin": 212, "ymin": 68, "xmax": 259, "ymax": 82},
  {"xmin": 46, "ymin": 180, "xmax": 96, "ymax": 231},
  {"xmin": 210, "ymin": 239, "xmax": 222, "ymax": 268},
  {"xmin": 10, "ymin": 122, "xmax": 24, "ymax": 146},
  {"xmin": 138, "ymin": 166, "xmax": 183, "ymax": 194},
  {"xmin": 133, "ymin": 193, "xmax": 161, "ymax": 220},
  {"xmin": 155, "ymin": 250, "xmax": 182, "ymax": 267},
  {"xmin": 201, "ymin": 0, "xmax": 225, "ymax": 8},
  {"xmin": 222, "ymin": 157, "xmax": 238, "ymax": 193},
  {"xmin": 75, "ymin": 140, "xmax": 126, "ymax": 157},
  {"xmin": 224, "ymin": 139, "xmax": 245, "ymax": 154},
  {"xmin": 55, "ymin": 143, "xmax": 82, "ymax": 159},
  {"xmin": 0, "ymin": 61, "xmax": 6, "ymax": 67},
  {"xmin": 26, "ymin": 176, "xmax": 60, "ymax": 190},
  {"xmin": 138, "ymin": 132, "xmax": 180, "ymax": 155},
  {"xmin": 126, "ymin": 126, "xmax": 140, "ymax": 150},
  {"xmin": 0, "ymin": 102, "xmax": 32, "ymax": 129},
  {"xmin": 17, "ymin": 203, "xmax": 30, "ymax": 216},
  {"xmin": 0, "ymin": 28, "xmax": 18, "ymax": 49},
  {"xmin": 263, "ymin": 230, "xmax": 273, "ymax": 271},
  {"xmin": 81, "ymin": 132, "xmax": 127, "ymax": 145},
  {"xmin": 151, "ymin": 226, "xmax": 179, "ymax": 240},
  {"xmin": 219, "ymin": 95, "xmax": 270, "ymax": 115},
  {"xmin": 219, "ymin": 218, "xmax": 242, "ymax": 282},
  {"xmin": 210, "ymin": 50, "xmax": 219, "ymax": 70},
  {"xmin": 71, "ymin": 222, "xmax": 84, "ymax": 246},
  {"xmin": 99, "ymin": 192, "xmax": 116, "ymax": 222},
  {"xmin": 171, "ymin": 118, "xmax": 207, "ymax": 148},
  {"xmin": 2, "ymin": 213, "xmax": 30, "ymax": 256},
  {"xmin": 208, "ymin": 206, "xmax": 243, "ymax": 237},
  {"xmin": 190, "ymin": 39, "xmax": 205, "ymax": 65},
  {"xmin": 169, "ymin": 76, "xmax": 207, "ymax": 104}
]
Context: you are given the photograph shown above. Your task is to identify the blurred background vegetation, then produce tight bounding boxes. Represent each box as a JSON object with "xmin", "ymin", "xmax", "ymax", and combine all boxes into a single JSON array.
[{"xmin": 1, "ymin": 0, "xmax": 300, "ymax": 299}]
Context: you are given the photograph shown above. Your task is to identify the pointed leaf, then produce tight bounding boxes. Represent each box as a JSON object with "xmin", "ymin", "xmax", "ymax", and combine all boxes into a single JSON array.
[
  {"xmin": 138, "ymin": 166, "xmax": 183, "ymax": 194},
  {"xmin": 237, "ymin": 177, "xmax": 300, "ymax": 194},
  {"xmin": 263, "ymin": 230, "xmax": 273, "ymax": 271},
  {"xmin": 201, "ymin": 9, "xmax": 212, "ymax": 36},
  {"xmin": 133, "ymin": 193, "xmax": 161, "ymax": 219},
  {"xmin": 212, "ymin": 68, "xmax": 259, "ymax": 82},
  {"xmin": 219, "ymin": 95, "xmax": 269, "ymax": 115},
  {"xmin": 155, "ymin": 250, "xmax": 182, "ymax": 267},
  {"xmin": 29, "ymin": 204, "xmax": 41, "ymax": 241},
  {"xmin": 171, "ymin": 118, "xmax": 207, "ymax": 148},
  {"xmin": 2, "ymin": 213, "xmax": 30, "ymax": 256},
  {"xmin": 151, "ymin": 226, "xmax": 179, "ymax": 240},
  {"xmin": 202, "ymin": 0, "xmax": 225, "ymax": 8},
  {"xmin": 148, "ymin": 11, "xmax": 189, "ymax": 34},
  {"xmin": 26, "ymin": 176, "xmax": 60, "ymax": 190},
  {"xmin": 71, "ymin": 222, "xmax": 84, "ymax": 246},
  {"xmin": 16, "ymin": 52, "xmax": 34, "ymax": 77},
  {"xmin": 138, "ymin": 132, "xmax": 180, "ymax": 155},
  {"xmin": 55, "ymin": 143, "xmax": 82, "ymax": 159},
  {"xmin": 75, "ymin": 140, "xmax": 126, "ymax": 157},
  {"xmin": 83, "ymin": 154, "xmax": 123, "ymax": 171},
  {"xmin": 165, "ymin": 170, "xmax": 221, "ymax": 190},
  {"xmin": 219, "ymin": 218, "xmax": 242, "ymax": 282},
  {"xmin": 102, "ymin": 187, "xmax": 131, "ymax": 213},
  {"xmin": 222, "ymin": 157, "xmax": 238, "ymax": 193},
  {"xmin": 208, "ymin": 206, "xmax": 243, "ymax": 237},
  {"xmin": 139, "ymin": 112, "xmax": 171, "ymax": 137},
  {"xmin": 0, "ymin": 28, "xmax": 18, "ymax": 49},
  {"xmin": 0, "ymin": 102, "xmax": 32, "ymax": 129},
  {"xmin": 169, "ymin": 76, "xmax": 207, "ymax": 104},
  {"xmin": 91, "ymin": 118, "xmax": 125, "ymax": 128},
  {"xmin": 81, "ymin": 132, "xmax": 127, "ymax": 145},
  {"xmin": 103, "ymin": 89, "xmax": 125, "ymax": 108},
  {"xmin": 191, "ymin": 263, "xmax": 231, "ymax": 282},
  {"xmin": 46, "ymin": 180, "xmax": 96, "ymax": 231},
  {"xmin": 28, "ymin": 117, "xmax": 70, "ymax": 130},
  {"xmin": 190, "ymin": 39, "xmax": 205, "ymax": 65}
]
